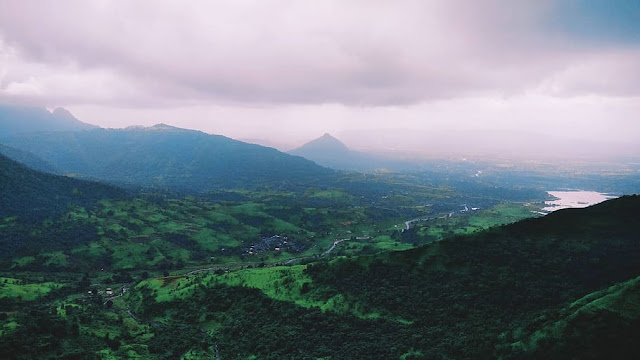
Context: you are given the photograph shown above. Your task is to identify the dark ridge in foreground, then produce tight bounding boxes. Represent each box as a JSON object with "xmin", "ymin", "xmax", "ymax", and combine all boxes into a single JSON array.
[{"xmin": 299, "ymin": 195, "xmax": 640, "ymax": 358}]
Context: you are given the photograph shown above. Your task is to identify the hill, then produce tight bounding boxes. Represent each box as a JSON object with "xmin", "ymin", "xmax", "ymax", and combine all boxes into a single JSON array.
[
  {"xmin": 0, "ymin": 153, "xmax": 125, "ymax": 258},
  {"xmin": 0, "ymin": 144, "xmax": 57, "ymax": 174},
  {"xmin": 289, "ymin": 133, "xmax": 357, "ymax": 169},
  {"xmin": 2, "ymin": 195, "xmax": 634, "ymax": 359},
  {"xmin": 2, "ymin": 124, "xmax": 336, "ymax": 192},
  {"xmin": 0, "ymin": 153, "xmax": 125, "ymax": 222},
  {"xmin": 295, "ymin": 195, "xmax": 640, "ymax": 358},
  {"xmin": 291, "ymin": 133, "xmax": 351, "ymax": 156},
  {"xmin": 124, "ymin": 195, "xmax": 638, "ymax": 358},
  {"xmin": 502, "ymin": 274, "xmax": 640, "ymax": 359},
  {"xmin": 0, "ymin": 104, "xmax": 98, "ymax": 135},
  {"xmin": 290, "ymin": 133, "xmax": 420, "ymax": 171}
]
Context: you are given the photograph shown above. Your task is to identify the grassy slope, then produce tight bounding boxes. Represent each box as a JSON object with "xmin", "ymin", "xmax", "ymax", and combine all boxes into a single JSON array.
[
  {"xmin": 2, "ymin": 196, "xmax": 637, "ymax": 359},
  {"xmin": 107, "ymin": 196, "xmax": 640, "ymax": 359},
  {"xmin": 8, "ymin": 185, "xmax": 516, "ymax": 272},
  {"xmin": 501, "ymin": 275, "xmax": 640, "ymax": 359},
  {"xmin": 0, "ymin": 277, "xmax": 63, "ymax": 301},
  {"xmin": 300, "ymin": 195, "xmax": 640, "ymax": 358}
]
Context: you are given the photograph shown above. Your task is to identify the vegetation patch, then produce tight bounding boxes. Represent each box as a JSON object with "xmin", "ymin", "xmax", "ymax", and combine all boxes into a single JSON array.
[{"xmin": 0, "ymin": 277, "xmax": 63, "ymax": 301}]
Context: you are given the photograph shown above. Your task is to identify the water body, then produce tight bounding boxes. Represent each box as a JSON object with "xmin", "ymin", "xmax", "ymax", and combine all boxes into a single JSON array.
[{"xmin": 542, "ymin": 190, "xmax": 617, "ymax": 212}]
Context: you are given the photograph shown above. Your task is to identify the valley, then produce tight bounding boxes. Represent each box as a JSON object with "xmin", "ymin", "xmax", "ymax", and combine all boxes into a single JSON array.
[
  {"xmin": 2, "ymin": 193, "xmax": 638, "ymax": 359},
  {"xmin": 2, "ymin": 3, "xmax": 640, "ymax": 358},
  {"xmin": 1, "ymin": 107, "xmax": 639, "ymax": 359}
]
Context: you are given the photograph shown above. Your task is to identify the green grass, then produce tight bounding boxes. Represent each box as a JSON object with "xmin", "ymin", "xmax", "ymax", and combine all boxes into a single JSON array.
[
  {"xmin": 0, "ymin": 321, "xmax": 19, "ymax": 337},
  {"xmin": 71, "ymin": 241, "xmax": 109, "ymax": 258},
  {"xmin": 193, "ymin": 229, "xmax": 241, "ymax": 252},
  {"xmin": 0, "ymin": 277, "xmax": 63, "ymax": 300},
  {"xmin": 133, "ymin": 265, "xmax": 402, "ymax": 322},
  {"xmin": 206, "ymin": 210, "xmax": 240, "ymax": 225},
  {"xmin": 56, "ymin": 303, "xmax": 81, "ymax": 318},
  {"xmin": 231, "ymin": 202, "xmax": 267, "ymax": 217},
  {"xmin": 506, "ymin": 275, "xmax": 640, "ymax": 355},
  {"xmin": 268, "ymin": 218, "xmax": 303, "ymax": 234},
  {"xmin": 211, "ymin": 266, "xmax": 313, "ymax": 304},
  {"xmin": 415, "ymin": 202, "xmax": 541, "ymax": 242},
  {"xmin": 8, "ymin": 183, "xmax": 544, "ymax": 276},
  {"xmin": 11, "ymin": 256, "xmax": 35, "ymax": 268},
  {"xmin": 42, "ymin": 251, "xmax": 69, "ymax": 267},
  {"xmin": 307, "ymin": 189, "xmax": 349, "ymax": 199},
  {"xmin": 401, "ymin": 349, "xmax": 425, "ymax": 360},
  {"xmin": 370, "ymin": 235, "xmax": 414, "ymax": 251}
]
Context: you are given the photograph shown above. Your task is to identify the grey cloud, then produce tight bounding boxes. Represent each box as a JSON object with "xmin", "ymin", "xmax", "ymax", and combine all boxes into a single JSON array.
[{"xmin": 0, "ymin": 0, "xmax": 639, "ymax": 107}]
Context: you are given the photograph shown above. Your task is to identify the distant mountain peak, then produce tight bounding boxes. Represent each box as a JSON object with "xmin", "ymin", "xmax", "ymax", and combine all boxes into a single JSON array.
[
  {"xmin": 51, "ymin": 107, "xmax": 73, "ymax": 118},
  {"xmin": 50, "ymin": 107, "xmax": 98, "ymax": 129},
  {"xmin": 147, "ymin": 123, "xmax": 188, "ymax": 132},
  {"xmin": 0, "ymin": 104, "xmax": 98, "ymax": 135},
  {"xmin": 296, "ymin": 133, "xmax": 350, "ymax": 153}
]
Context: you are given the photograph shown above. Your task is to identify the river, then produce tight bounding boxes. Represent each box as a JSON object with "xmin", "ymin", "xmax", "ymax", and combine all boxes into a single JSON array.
[{"xmin": 542, "ymin": 190, "xmax": 617, "ymax": 212}]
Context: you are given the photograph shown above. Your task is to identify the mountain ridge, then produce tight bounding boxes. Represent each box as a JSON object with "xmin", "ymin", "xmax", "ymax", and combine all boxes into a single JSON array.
[
  {"xmin": 0, "ymin": 104, "xmax": 98, "ymax": 136},
  {"xmin": 0, "ymin": 152, "xmax": 125, "ymax": 222},
  {"xmin": 2, "ymin": 124, "xmax": 336, "ymax": 192},
  {"xmin": 0, "ymin": 143, "xmax": 58, "ymax": 173}
]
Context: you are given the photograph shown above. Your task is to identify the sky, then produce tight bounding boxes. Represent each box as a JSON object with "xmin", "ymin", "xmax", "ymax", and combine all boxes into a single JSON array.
[{"xmin": 0, "ymin": 0, "xmax": 639, "ymax": 155}]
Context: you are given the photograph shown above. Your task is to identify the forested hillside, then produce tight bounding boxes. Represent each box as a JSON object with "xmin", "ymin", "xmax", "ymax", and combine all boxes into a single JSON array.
[
  {"xmin": 2, "ymin": 196, "xmax": 637, "ymax": 359},
  {"xmin": 0, "ymin": 153, "xmax": 124, "ymax": 222},
  {"xmin": 0, "ymin": 144, "xmax": 57, "ymax": 174},
  {"xmin": 2, "ymin": 124, "xmax": 336, "ymax": 192},
  {"xmin": 0, "ymin": 105, "xmax": 97, "ymax": 135}
]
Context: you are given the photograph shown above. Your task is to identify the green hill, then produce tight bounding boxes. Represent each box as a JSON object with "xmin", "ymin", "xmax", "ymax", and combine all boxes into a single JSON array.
[
  {"xmin": 0, "ymin": 153, "xmax": 126, "ymax": 258},
  {"xmin": 2, "ymin": 138, "xmax": 635, "ymax": 359},
  {"xmin": 501, "ymin": 274, "xmax": 640, "ymax": 359},
  {"xmin": 295, "ymin": 195, "xmax": 640, "ymax": 358},
  {"xmin": 2, "ymin": 195, "xmax": 630, "ymax": 359},
  {"xmin": 93, "ymin": 195, "xmax": 635, "ymax": 359},
  {"xmin": 0, "ymin": 153, "xmax": 124, "ymax": 222},
  {"xmin": 0, "ymin": 105, "xmax": 98, "ymax": 135},
  {"xmin": 3, "ymin": 124, "xmax": 335, "ymax": 192},
  {"xmin": 0, "ymin": 144, "xmax": 57, "ymax": 174}
]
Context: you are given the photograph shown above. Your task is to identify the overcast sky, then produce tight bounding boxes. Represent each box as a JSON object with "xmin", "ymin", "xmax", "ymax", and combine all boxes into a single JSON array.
[{"xmin": 0, "ymin": 0, "xmax": 639, "ymax": 154}]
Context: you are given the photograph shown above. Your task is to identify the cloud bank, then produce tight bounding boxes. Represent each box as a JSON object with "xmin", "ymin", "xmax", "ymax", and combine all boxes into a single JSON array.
[
  {"xmin": 1, "ymin": 0, "xmax": 639, "ymax": 107},
  {"xmin": 0, "ymin": 0, "xmax": 638, "ymax": 156}
]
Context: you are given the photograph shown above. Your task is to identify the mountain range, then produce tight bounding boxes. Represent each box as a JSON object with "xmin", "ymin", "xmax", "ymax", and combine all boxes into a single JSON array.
[
  {"xmin": 3, "ymin": 162, "xmax": 635, "ymax": 358},
  {"xmin": 0, "ymin": 105, "xmax": 98, "ymax": 135},
  {"xmin": 0, "ymin": 105, "xmax": 335, "ymax": 192},
  {"xmin": 1, "ymin": 103, "xmax": 640, "ymax": 359}
]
